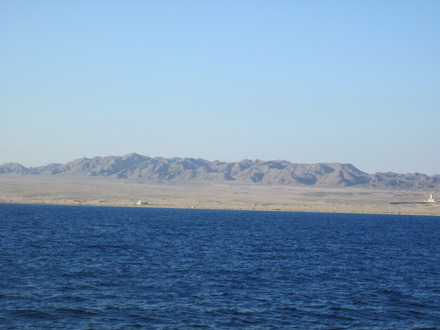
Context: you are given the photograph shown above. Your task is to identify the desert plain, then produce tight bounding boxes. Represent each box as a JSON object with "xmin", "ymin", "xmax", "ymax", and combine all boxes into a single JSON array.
[{"xmin": 1, "ymin": 175, "xmax": 439, "ymax": 216}]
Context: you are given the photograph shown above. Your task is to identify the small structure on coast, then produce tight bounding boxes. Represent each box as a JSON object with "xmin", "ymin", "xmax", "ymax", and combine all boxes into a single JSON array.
[
  {"xmin": 136, "ymin": 200, "xmax": 148, "ymax": 206},
  {"xmin": 390, "ymin": 193, "xmax": 438, "ymax": 205}
]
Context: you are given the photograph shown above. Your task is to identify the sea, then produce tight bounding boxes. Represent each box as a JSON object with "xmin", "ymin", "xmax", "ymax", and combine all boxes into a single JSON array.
[{"xmin": 1, "ymin": 204, "xmax": 439, "ymax": 329}]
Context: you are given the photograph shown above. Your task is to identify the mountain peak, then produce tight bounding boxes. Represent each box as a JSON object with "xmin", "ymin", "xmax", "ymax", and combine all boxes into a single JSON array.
[
  {"xmin": 0, "ymin": 162, "xmax": 32, "ymax": 175},
  {"xmin": 0, "ymin": 155, "xmax": 437, "ymax": 190}
]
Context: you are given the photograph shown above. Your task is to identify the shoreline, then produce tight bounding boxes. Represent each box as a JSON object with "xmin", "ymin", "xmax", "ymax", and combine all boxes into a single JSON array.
[
  {"xmin": 2, "ymin": 198, "xmax": 439, "ymax": 217},
  {"xmin": 1, "ymin": 176, "xmax": 439, "ymax": 216}
]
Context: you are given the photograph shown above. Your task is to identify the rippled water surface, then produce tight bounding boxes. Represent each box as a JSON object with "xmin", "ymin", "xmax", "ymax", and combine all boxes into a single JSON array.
[{"xmin": 1, "ymin": 204, "xmax": 440, "ymax": 328}]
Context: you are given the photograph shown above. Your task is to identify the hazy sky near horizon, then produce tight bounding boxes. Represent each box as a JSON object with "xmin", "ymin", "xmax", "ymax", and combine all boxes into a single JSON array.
[{"xmin": 1, "ymin": 1, "xmax": 439, "ymax": 174}]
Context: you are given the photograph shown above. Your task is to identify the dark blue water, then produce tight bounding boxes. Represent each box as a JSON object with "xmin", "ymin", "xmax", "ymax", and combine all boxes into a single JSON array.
[{"xmin": 1, "ymin": 204, "xmax": 439, "ymax": 329}]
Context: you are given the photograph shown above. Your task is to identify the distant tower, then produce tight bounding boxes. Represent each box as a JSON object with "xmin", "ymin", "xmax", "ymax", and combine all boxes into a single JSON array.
[{"xmin": 427, "ymin": 194, "xmax": 436, "ymax": 203}]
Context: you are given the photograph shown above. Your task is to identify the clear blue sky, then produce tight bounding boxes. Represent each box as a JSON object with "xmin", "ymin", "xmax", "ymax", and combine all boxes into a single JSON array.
[{"xmin": 1, "ymin": 1, "xmax": 439, "ymax": 174}]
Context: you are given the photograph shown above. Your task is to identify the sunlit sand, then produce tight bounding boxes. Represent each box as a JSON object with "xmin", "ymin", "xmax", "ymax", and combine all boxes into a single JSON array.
[{"xmin": 0, "ymin": 176, "xmax": 438, "ymax": 216}]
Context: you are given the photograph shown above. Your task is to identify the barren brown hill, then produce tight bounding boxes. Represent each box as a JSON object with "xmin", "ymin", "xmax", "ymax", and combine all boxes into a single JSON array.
[{"xmin": 1, "ymin": 153, "xmax": 439, "ymax": 190}]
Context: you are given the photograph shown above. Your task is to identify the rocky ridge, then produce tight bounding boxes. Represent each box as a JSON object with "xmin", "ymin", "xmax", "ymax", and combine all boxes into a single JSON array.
[{"xmin": 1, "ymin": 153, "xmax": 439, "ymax": 190}]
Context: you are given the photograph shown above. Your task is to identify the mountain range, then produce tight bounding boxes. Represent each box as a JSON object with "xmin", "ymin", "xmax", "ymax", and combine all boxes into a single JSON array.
[{"xmin": 1, "ymin": 153, "xmax": 439, "ymax": 190}]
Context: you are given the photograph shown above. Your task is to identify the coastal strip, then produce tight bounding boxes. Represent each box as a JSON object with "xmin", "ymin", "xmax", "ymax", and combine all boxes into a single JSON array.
[{"xmin": 1, "ymin": 176, "xmax": 439, "ymax": 216}]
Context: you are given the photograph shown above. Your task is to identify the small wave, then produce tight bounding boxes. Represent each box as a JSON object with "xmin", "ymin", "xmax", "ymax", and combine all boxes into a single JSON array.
[
  {"xmin": 55, "ymin": 307, "xmax": 98, "ymax": 316},
  {"xmin": 84, "ymin": 244, "xmax": 129, "ymax": 250},
  {"xmin": 11, "ymin": 309, "xmax": 52, "ymax": 319}
]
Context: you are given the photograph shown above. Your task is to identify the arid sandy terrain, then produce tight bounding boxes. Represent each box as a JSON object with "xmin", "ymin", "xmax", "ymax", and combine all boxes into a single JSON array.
[{"xmin": 1, "ymin": 176, "xmax": 439, "ymax": 216}]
